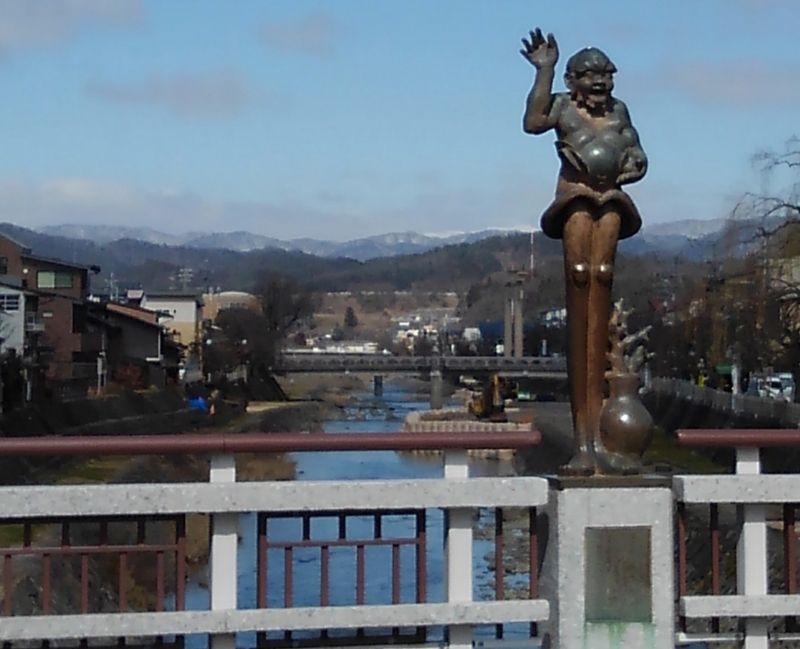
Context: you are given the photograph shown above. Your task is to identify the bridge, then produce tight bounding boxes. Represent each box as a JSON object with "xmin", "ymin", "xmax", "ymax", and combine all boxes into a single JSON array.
[
  {"xmin": 274, "ymin": 353, "xmax": 567, "ymax": 375},
  {"xmin": 0, "ymin": 427, "xmax": 796, "ymax": 649},
  {"xmin": 274, "ymin": 354, "xmax": 568, "ymax": 409}
]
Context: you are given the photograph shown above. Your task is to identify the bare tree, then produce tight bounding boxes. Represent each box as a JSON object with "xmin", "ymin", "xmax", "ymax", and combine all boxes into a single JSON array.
[
  {"xmin": 733, "ymin": 136, "xmax": 800, "ymax": 239},
  {"xmin": 253, "ymin": 272, "xmax": 317, "ymax": 343},
  {"xmin": 724, "ymin": 137, "xmax": 800, "ymax": 384}
]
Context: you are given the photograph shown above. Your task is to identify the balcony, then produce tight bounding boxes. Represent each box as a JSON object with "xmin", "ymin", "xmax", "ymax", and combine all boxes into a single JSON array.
[{"xmin": 24, "ymin": 314, "xmax": 45, "ymax": 333}]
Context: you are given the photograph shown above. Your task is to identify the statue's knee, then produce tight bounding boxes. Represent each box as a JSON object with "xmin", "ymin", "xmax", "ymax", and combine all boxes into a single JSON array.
[
  {"xmin": 570, "ymin": 262, "xmax": 589, "ymax": 288},
  {"xmin": 595, "ymin": 262, "xmax": 613, "ymax": 285}
]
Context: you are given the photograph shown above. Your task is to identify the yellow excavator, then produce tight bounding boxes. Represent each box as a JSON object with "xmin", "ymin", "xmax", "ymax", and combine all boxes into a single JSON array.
[{"xmin": 468, "ymin": 374, "xmax": 516, "ymax": 421}]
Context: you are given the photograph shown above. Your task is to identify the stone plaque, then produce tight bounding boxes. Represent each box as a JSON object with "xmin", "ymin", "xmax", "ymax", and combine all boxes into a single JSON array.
[{"xmin": 584, "ymin": 526, "xmax": 651, "ymax": 622}]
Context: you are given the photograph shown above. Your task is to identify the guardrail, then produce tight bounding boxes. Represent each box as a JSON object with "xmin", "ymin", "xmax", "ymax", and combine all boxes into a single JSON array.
[
  {"xmin": 8, "ymin": 424, "xmax": 800, "ymax": 648},
  {"xmin": 649, "ymin": 377, "xmax": 800, "ymax": 427},
  {"xmin": 0, "ymin": 431, "xmax": 547, "ymax": 649},
  {"xmin": 675, "ymin": 429, "xmax": 800, "ymax": 649}
]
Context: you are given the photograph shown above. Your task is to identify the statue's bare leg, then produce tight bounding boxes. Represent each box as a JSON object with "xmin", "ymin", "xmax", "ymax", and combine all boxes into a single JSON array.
[
  {"xmin": 560, "ymin": 204, "xmax": 594, "ymax": 475},
  {"xmin": 588, "ymin": 208, "xmax": 641, "ymax": 474}
]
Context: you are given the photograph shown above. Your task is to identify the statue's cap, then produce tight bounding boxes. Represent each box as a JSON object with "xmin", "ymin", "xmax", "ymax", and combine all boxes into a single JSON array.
[{"xmin": 566, "ymin": 47, "xmax": 617, "ymax": 74}]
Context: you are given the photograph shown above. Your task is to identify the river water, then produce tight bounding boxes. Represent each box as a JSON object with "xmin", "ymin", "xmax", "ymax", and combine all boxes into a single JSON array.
[{"xmin": 182, "ymin": 381, "xmax": 520, "ymax": 647}]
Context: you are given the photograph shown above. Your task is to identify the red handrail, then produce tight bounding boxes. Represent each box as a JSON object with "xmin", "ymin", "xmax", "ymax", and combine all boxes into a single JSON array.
[
  {"xmin": 0, "ymin": 430, "xmax": 541, "ymax": 457},
  {"xmin": 677, "ymin": 429, "xmax": 800, "ymax": 448}
]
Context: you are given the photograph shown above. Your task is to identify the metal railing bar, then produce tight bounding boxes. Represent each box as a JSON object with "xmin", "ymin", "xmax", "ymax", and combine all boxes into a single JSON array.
[
  {"xmin": 677, "ymin": 429, "xmax": 800, "ymax": 448},
  {"xmin": 283, "ymin": 547, "xmax": 293, "ymax": 608},
  {"xmin": 415, "ymin": 511, "xmax": 426, "ymax": 605},
  {"xmin": 265, "ymin": 509, "xmax": 422, "ymax": 520},
  {"xmin": 118, "ymin": 552, "xmax": 128, "ymax": 612},
  {"xmin": 356, "ymin": 545, "xmax": 366, "ymax": 605},
  {"xmin": 528, "ymin": 506, "xmax": 538, "ymax": 639},
  {"xmin": 391, "ymin": 544, "xmax": 400, "ymax": 605},
  {"xmin": 0, "ymin": 543, "xmax": 181, "ymax": 556},
  {"xmin": 709, "ymin": 503, "xmax": 720, "ymax": 634},
  {"xmin": 264, "ymin": 538, "xmax": 422, "ymax": 550},
  {"xmin": 175, "ymin": 516, "xmax": 186, "ymax": 613},
  {"xmin": 0, "ymin": 431, "xmax": 541, "ymax": 457},
  {"xmin": 156, "ymin": 550, "xmax": 165, "ymax": 612},
  {"xmin": 80, "ymin": 552, "xmax": 90, "ymax": 614},
  {"xmin": 3, "ymin": 554, "xmax": 13, "ymax": 615},
  {"xmin": 494, "ymin": 507, "xmax": 505, "ymax": 640},
  {"xmin": 257, "ymin": 514, "xmax": 267, "ymax": 609},
  {"xmin": 42, "ymin": 554, "xmax": 52, "ymax": 615}
]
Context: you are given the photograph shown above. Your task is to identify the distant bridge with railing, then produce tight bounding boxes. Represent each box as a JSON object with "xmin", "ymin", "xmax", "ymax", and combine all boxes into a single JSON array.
[{"xmin": 274, "ymin": 353, "xmax": 567, "ymax": 377}]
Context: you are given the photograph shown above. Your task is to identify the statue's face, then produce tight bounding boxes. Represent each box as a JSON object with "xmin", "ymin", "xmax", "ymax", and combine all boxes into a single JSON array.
[{"xmin": 567, "ymin": 68, "xmax": 614, "ymax": 109}]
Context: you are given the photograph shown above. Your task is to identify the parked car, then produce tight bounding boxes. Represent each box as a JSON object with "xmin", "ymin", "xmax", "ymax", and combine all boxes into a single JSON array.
[{"xmin": 746, "ymin": 373, "xmax": 795, "ymax": 402}]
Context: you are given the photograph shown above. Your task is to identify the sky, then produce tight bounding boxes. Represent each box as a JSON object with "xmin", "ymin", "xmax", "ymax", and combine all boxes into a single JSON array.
[{"xmin": 0, "ymin": 0, "xmax": 798, "ymax": 242}]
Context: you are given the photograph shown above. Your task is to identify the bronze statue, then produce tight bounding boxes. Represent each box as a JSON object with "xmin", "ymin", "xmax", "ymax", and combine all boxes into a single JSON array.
[{"xmin": 520, "ymin": 29, "xmax": 648, "ymax": 475}]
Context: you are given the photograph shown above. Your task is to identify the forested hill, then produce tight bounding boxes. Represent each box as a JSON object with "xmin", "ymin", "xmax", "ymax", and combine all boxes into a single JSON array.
[
  {"xmin": 0, "ymin": 222, "xmax": 568, "ymax": 292},
  {"xmin": 0, "ymin": 221, "xmax": 714, "ymax": 294}
]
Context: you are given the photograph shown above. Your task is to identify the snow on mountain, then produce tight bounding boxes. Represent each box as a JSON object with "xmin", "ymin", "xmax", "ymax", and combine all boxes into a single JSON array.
[
  {"xmin": 34, "ymin": 225, "xmax": 524, "ymax": 260},
  {"xmin": 37, "ymin": 220, "xmax": 730, "ymax": 261}
]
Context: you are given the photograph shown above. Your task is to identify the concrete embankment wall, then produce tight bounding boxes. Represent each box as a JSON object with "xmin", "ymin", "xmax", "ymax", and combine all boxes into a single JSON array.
[{"xmin": 643, "ymin": 377, "xmax": 800, "ymax": 472}]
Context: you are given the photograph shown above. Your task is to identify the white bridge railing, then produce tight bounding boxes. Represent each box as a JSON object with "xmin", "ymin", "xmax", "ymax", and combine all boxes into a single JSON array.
[
  {"xmin": 3, "ymin": 429, "xmax": 800, "ymax": 648},
  {"xmin": 0, "ymin": 432, "xmax": 548, "ymax": 649},
  {"xmin": 675, "ymin": 429, "xmax": 800, "ymax": 649}
]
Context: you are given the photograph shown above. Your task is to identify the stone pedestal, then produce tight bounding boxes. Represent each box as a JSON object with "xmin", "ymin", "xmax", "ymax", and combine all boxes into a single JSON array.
[{"xmin": 540, "ymin": 477, "xmax": 673, "ymax": 649}]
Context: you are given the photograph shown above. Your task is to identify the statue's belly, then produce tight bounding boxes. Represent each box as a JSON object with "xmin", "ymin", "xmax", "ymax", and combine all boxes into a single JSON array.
[{"xmin": 557, "ymin": 129, "xmax": 628, "ymax": 186}]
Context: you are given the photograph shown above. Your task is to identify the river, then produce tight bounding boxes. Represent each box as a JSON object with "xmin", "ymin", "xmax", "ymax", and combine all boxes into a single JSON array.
[{"xmin": 182, "ymin": 380, "xmax": 521, "ymax": 648}]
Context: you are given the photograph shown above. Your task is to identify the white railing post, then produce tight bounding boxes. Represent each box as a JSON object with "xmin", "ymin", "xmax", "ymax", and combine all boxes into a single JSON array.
[
  {"xmin": 210, "ymin": 453, "xmax": 237, "ymax": 649},
  {"xmin": 444, "ymin": 449, "xmax": 472, "ymax": 649},
  {"xmin": 736, "ymin": 446, "xmax": 769, "ymax": 649}
]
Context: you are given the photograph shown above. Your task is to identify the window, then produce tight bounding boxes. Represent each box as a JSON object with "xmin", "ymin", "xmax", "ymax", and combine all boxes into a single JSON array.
[
  {"xmin": 37, "ymin": 270, "xmax": 73, "ymax": 289},
  {"xmin": 0, "ymin": 294, "xmax": 20, "ymax": 312},
  {"xmin": 0, "ymin": 257, "xmax": 7, "ymax": 274},
  {"xmin": 72, "ymin": 304, "xmax": 87, "ymax": 333}
]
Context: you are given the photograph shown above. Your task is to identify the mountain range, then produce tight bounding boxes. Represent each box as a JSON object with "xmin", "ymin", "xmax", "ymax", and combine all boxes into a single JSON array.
[
  {"xmin": 39, "ymin": 224, "xmax": 529, "ymax": 261},
  {"xmin": 0, "ymin": 215, "xmax": 758, "ymax": 296},
  {"xmin": 39, "ymin": 219, "xmax": 730, "ymax": 261}
]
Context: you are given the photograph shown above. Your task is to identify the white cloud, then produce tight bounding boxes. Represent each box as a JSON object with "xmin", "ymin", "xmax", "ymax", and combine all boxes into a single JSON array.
[
  {"xmin": 0, "ymin": 170, "xmax": 716, "ymax": 243},
  {"xmin": 664, "ymin": 61, "xmax": 800, "ymax": 108},
  {"xmin": 260, "ymin": 12, "xmax": 339, "ymax": 56},
  {"xmin": 0, "ymin": 0, "xmax": 143, "ymax": 51},
  {"xmin": 86, "ymin": 71, "xmax": 253, "ymax": 119},
  {"xmin": 0, "ymin": 177, "xmax": 357, "ymax": 239}
]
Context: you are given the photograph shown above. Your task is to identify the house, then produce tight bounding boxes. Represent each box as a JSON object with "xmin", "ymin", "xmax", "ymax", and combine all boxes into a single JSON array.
[
  {"xmin": 127, "ymin": 291, "xmax": 204, "ymax": 349},
  {"xmin": 89, "ymin": 301, "xmax": 181, "ymax": 387},
  {"xmin": 0, "ymin": 233, "xmax": 100, "ymax": 380}
]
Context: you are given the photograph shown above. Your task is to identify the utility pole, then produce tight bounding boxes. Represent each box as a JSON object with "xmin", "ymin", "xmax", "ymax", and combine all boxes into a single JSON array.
[{"xmin": 504, "ymin": 269, "xmax": 526, "ymax": 359}]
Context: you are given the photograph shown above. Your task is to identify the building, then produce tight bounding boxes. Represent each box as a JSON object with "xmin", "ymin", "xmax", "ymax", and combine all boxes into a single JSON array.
[
  {"xmin": 202, "ymin": 290, "xmax": 259, "ymax": 323},
  {"xmin": 0, "ymin": 233, "xmax": 100, "ymax": 380},
  {"xmin": 126, "ymin": 291, "xmax": 204, "ymax": 349},
  {"xmin": 89, "ymin": 301, "xmax": 180, "ymax": 387},
  {"xmin": 0, "ymin": 282, "xmax": 30, "ymax": 355}
]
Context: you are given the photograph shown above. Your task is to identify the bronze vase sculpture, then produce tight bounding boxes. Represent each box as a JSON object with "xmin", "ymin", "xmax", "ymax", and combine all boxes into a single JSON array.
[
  {"xmin": 598, "ymin": 373, "xmax": 653, "ymax": 468},
  {"xmin": 520, "ymin": 29, "xmax": 651, "ymax": 475},
  {"xmin": 595, "ymin": 301, "xmax": 654, "ymax": 473}
]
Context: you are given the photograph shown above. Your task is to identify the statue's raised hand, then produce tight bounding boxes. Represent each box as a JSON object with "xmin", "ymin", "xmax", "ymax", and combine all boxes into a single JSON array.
[{"xmin": 520, "ymin": 28, "xmax": 558, "ymax": 69}]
